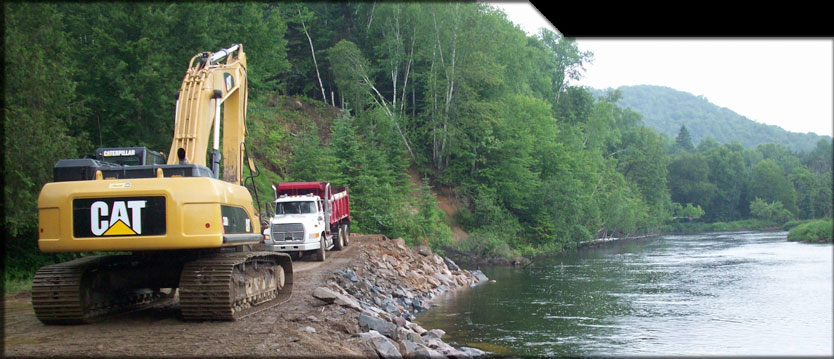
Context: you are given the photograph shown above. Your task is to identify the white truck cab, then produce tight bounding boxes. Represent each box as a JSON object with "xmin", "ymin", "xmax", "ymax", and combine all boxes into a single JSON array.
[{"xmin": 264, "ymin": 194, "xmax": 334, "ymax": 260}]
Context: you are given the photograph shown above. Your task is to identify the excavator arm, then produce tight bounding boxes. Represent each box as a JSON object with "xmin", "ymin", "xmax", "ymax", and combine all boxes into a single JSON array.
[{"xmin": 168, "ymin": 44, "xmax": 249, "ymax": 185}]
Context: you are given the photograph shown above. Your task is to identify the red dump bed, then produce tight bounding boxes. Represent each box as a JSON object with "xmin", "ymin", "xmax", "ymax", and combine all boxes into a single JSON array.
[{"xmin": 275, "ymin": 182, "xmax": 349, "ymax": 226}]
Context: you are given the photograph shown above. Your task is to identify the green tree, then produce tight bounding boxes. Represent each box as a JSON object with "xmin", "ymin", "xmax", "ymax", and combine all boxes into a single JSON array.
[
  {"xmin": 616, "ymin": 126, "xmax": 670, "ymax": 222},
  {"xmin": 328, "ymin": 39, "xmax": 372, "ymax": 114},
  {"xmin": 286, "ymin": 124, "xmax": 340, "ymax": 183},
  {"xmin": 703, "ymin": 143, "xmax": 747, "ymax": 221},
  {"xmin": 675, "ymin": 124, "xmax": 695, "ymax": 153},
  {"xmin": 677, "ymin": 203, "xmax": 705, "ymax": 221},
  {"xmin": 4, "ymin": 3, "xmax": 88, "ymax": 236},
  {"xmin": 790, "ymin": 166, "xmax": 819, "ymax": 219},
  {"xmin": 749, "ymin": 198, "xmax": 793, "ymax": 223},
  {"xmin": 410, "ymin": 179, "xmax": 452, "ymax": 248},
  {"xmin": 749, "ymin": 159, "xmax": 798, "ymax": 216},
  {"xmin": 667, "ymin": 153, "xmax": 716, "ymax": 210},
  {"xmin": 805, "ymin": 138, "xmax": 833, "ymax": 175}
]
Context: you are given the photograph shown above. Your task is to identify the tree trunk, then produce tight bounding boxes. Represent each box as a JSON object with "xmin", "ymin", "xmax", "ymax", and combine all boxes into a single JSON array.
[{"xmin": 298, "ymin": 7, "xmax": 328, "ymax": 105}]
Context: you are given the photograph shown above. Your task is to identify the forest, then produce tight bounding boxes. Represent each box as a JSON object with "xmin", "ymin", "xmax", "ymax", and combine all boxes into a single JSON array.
[
  {"xmin": 4, "ymin": 2, "xmax": 833, "ymax": 282},
  {"xmin": 600, "ymin": 85, "xmax": 830, "ymax": 153}
]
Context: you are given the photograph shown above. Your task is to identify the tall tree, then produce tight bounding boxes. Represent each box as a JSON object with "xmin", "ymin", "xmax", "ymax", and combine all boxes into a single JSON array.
[
  {"xmin": 675, "ymin": 124, "xmax": 695, "ymax": 152},
  {"xmin": 749, "ymin": 159, "xmax": 798, "ymax": 216},
  {"xmin": 4, "ymin": 3, "xmax": 88, "ymax": 236},
  {"xmin": 667, "ymin": 153, "xmax": 717, "ymax": 211},
  {"xmin": 703, "ymin": 144, "xmax": 747, "ymax": 221}
]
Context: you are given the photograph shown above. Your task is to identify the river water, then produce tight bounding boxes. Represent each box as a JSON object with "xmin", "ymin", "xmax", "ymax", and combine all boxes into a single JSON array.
[{"xmin": 417, "ymin": 231, "xmax": 833, "ymax": 356}]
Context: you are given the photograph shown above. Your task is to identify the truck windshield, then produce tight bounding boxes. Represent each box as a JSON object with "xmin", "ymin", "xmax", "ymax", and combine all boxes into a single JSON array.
[{"xmin": 276, "ymin": 201, "xmax": 316, "ymax": 214}]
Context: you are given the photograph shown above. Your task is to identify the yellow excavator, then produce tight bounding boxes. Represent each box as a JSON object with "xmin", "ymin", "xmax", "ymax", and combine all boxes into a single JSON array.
[{"xmin": 33, "ymin": 44, "xmax": 293, "ymax": 323}]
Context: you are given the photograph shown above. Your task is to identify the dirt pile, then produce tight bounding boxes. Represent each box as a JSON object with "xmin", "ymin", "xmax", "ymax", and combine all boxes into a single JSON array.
[{"xmin": 314, "ymin": 236, "xmax": 489, "ymax": 358}]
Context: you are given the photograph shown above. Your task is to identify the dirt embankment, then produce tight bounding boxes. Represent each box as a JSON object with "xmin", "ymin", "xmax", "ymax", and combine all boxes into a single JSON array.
[{"xmin": 3, "ymin": 235, "xmax": 488, "ymax": 358}]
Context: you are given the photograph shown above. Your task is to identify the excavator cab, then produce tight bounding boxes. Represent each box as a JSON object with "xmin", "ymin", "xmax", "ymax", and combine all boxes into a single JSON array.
[{"xmin": 94, "ymin": 147, "xmax": 166, "ymax": 166}]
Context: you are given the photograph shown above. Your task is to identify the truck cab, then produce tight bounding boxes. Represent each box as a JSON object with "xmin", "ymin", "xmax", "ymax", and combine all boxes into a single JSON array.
[
  {"xmin": 263, "ymin": 182, "xmax": 350, "ymax": 261},
  {"xmin": 264, "ymin": 194, "xmax": 333, "ymax": 260}
]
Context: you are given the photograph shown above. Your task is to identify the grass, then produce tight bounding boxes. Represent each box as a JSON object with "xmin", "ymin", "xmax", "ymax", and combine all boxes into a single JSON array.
[{"xmin": 787, "ymin": 219, "xmax": 833, "ymax": 243}]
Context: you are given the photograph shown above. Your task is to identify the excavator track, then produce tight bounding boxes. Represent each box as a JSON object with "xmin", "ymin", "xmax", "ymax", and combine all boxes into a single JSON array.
[
  {"xmin": 32, "ymin": 255, "xmax": 176, "ymax": 325},
  {"xmin": 178, "ymin": 251, "xmax": 293, "ymax": 321}
]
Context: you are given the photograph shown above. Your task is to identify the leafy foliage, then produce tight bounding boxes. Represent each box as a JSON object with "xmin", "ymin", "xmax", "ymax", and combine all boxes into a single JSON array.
[
  {"xmin": 749, "ymin": 198, "xmax": 793, "ymax": 223},
  {"xmin": 787, "ymin": 219, "xmax": 833, "ymax": 243},
  {"xmin": 4, "ymin": 3, "xmax": 88, "ymax": 236}
]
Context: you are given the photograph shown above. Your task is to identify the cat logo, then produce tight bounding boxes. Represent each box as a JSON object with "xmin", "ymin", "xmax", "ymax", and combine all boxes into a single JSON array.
[{"xmin": 90, "ymin": 200, "xmax": 146, "ymax": 236}]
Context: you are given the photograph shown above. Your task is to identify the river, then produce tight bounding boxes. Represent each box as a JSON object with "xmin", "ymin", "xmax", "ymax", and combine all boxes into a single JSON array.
[{"xmin": 417, "ymin": 231, "xmax": 833, "ymax": 356}]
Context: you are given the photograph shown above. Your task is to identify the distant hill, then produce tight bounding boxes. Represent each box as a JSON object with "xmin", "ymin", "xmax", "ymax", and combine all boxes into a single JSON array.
[{"xmin": 590, "ymin": 85, "xmax": 831, "ymax": 153}]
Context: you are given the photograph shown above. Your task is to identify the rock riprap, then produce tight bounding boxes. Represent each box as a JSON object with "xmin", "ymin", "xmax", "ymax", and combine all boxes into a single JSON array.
[{"xmin": 312, "ymin": 237, "xmax": 489, "ymax": 358}]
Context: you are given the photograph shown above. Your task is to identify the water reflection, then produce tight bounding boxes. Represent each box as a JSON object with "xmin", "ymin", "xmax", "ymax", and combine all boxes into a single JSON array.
[{"xmin": 417, "ymin": 232, "xmax": 833, "ymax": 356}]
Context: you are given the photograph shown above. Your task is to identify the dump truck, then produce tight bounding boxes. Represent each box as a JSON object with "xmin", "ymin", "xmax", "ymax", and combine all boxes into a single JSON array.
[{"xmin": 264, "ymin": 182, "xmax": 350, "ymax": 261}]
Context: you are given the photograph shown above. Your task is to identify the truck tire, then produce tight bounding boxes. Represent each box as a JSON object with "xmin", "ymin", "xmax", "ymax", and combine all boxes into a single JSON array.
[
  {"xmin": 334, "ymin": 226, "xmax": 344, "ymax": 250},
  {"xmin": 316, "ymin": 234, "xmax": 326, "ymax": 262},
  {"xmin": 343, "ymin": 224, "xmax": 350, "ymax": 246}
]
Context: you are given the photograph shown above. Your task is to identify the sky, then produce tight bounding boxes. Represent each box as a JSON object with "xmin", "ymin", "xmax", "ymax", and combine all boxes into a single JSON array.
[{"xmin": 490, "ymin": 2, "xmax": 834, "ymax": 137}]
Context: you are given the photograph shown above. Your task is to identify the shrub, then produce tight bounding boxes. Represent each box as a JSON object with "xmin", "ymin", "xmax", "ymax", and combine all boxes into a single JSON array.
[
  {"xmin": 781, "ymin": 219, "xmax": 810, "ymax": 231},
  {"xmin": 750, "ymin": 198, "xmax": 793, "ymax": 224},
  {"xmin": 787, "ymin": 219, "xmax": 833, "ymax": 243},
  {"xmin": 452, "ymin": 229, "xmax": 521, "ymax": 260}
]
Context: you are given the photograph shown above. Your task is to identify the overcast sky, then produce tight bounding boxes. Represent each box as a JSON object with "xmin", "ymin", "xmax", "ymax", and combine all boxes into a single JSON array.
[{"xmin": 490, "ymin": 2, "xmax": 834, "ymax": 137}]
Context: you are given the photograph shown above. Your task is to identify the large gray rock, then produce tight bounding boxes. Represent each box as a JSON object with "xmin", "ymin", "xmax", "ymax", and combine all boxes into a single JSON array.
[
  {"xmin": 359, "ymin": 313, "xmax": 398, "ymax": 340},
  {"xmin": 414, "ymin": 345, "xmax": 445, "ymax": 359},
  {"xmin": 405, "ymin": 331, "xmax": 426, "ymax": 345},
  {"xmin": 470, "ymin": 270, "xmax": 488, "ymax": 282},
  {"xmin": 382, "ymin": 299, "xmax": 401, "ymax": 315},
  {"xmin": 422, "ymin": 328, "xmax": 445, "ymax": 339},
  {"xmin": 444, "ymin": 348, "xmax": 472, "ymax": 358},
  {"xmin": 360, "ymin": 330, "xmax": 402, "ymax": 359},
  {"xmin": 460, "ymin": 346, "xmax": 487, "ymax": 358},
  {"xmin": 312, "ymin": 286, "xmax": 362, "ymax": 310},
  {"xmin": 399, "ymin": 339, "xmax": 421, "ymax": 356},
  {"xmin": 337, "ymin": 268, "xmax": 360, "ymax": 282},
  {"xmin": 406, "ymin": 322, "xmax": 427, "ymax": 335},
  {"xmin": 414, "ymin": 245, "xmax": 432, "ymax": 256},
  {"xmin": 443, "ymin": 256, "xmax": 461, "ymax": 271},
  {"xmin": 392, "ymin": 316, "xmax": 407, "ymax": 328},
  {"xmin": 423, "ymin": 337, "xmax": 455, "ymax": 353}
]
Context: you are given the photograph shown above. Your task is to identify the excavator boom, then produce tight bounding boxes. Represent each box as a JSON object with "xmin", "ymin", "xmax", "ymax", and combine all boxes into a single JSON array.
[{"xmin": 169, "ymin": 44, "xmax": 248, "ymax": 184}]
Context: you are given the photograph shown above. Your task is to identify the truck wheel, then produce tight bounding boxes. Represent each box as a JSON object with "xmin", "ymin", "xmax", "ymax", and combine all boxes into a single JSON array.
[
  {"xmin": 316, "ymin": 235, "xmax": 326, "ymax": 262},
  {"xmin": 334, "ymin": 226, "xmax": 344, "ymax": 250},
  {"xmin": 343, "ymin": 224, "xmax": 350, "ymax": 246}
]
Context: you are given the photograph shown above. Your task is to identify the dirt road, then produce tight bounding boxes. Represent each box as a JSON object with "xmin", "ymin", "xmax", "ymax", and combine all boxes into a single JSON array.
[{"xmin": 3, "ymin": 235, "xmax": 385, "ymax": 357}]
